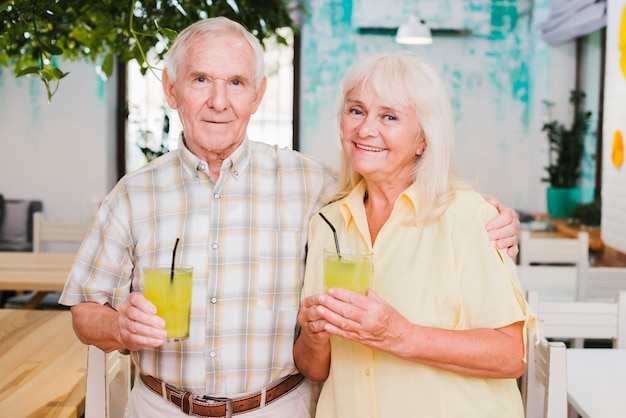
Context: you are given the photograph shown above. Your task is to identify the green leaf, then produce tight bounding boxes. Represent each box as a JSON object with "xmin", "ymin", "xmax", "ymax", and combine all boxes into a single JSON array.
[
  {"xmin": 16, "ymin": 66, "xmax": 42, "ymax": 77},
  {"xmin": 159, "ymin": 27, "xmax": 178, "ymax": 42},
  {"xmin": 101, "ymin": 53, "xmax": 114, "ymax": 77},
  {"xmin": 40, "ymin": 41, "xmax": 64, "ymax": 56},
  {"xmin": 1, "ymin": 1, "xmax": 12, "ymax": 13}
]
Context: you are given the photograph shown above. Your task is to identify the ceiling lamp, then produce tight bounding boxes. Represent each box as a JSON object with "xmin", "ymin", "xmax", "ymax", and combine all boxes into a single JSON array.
[{"xmin": 395, "ymin": 13, "xmax": 433, "ymax": 45}]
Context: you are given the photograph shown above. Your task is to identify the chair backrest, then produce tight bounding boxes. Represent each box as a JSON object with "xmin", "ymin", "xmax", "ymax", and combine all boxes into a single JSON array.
[
  {"xmin": 0, "ymin": 199, "xmax": 43, "ymax": 251},
  {"xmin": 521, "ymin": 336, "xmax": 567, "ymax": 418},
  {"xmin": 519, "ymin": 229, "xmax": 589, "ymax": 267},
  {"xmin": 527, "ymin": 290, "xmax": 626, "ymax": 348},
  {"xmin": 32, "ymin": 211, "xmax": 89, "ymax": 253},
  {"xmin": 85, "ymin": 346, "xmax": 132, "ymax": 418},
  {"xmin": 577, "ymin": 266, "xmax": 626, "ymax": 302},
  {"xmin": 517, "ymin": 265, "xmax": 578, "ymax": 302},
  {"xmin": 519, "ymin": 230, "xmax": 590, "ymax": 303}
]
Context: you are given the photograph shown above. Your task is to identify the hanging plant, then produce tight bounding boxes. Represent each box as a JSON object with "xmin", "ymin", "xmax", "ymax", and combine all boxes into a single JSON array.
[{"xmin": 0, "ymin": 0, "xmax": 304, "ymax": 101}]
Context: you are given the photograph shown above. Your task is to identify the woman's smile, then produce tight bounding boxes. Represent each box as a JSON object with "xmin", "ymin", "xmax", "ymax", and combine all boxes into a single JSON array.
[{"xmin": 353, "ymin": 142, "xmax": 387, "ymax": 152}]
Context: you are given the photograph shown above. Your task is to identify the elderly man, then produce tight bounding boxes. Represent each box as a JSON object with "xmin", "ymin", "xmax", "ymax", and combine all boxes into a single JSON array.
[{"xmin": 60, "ymin": 17, "xmax": 520, "ymax": 418}]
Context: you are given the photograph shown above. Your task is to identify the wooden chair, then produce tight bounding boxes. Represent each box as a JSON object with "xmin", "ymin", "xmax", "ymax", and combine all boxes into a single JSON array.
[
  {"xmin": 5, "ymin": 212, "xmax": 89, "ymax": 308},
  {"xmin": 85, "ymin": 346, "xmax": 132, "ymax": 418},
  {"xmin": 521, "ymin": 336, "xmax": 567, "ymax": 418},
  {"xmin": 517, "ymin": 265, "xmax": 578, "ymax": 302},
  {"xmin": 577, "ymin": 266, "xmax": 626, "ymax": 302},
  {"xmin": 517, "ymin": 229, "xmax": 590, "ymax": 303},
  {"xmin": 32, "ymin": 211, "xmax": 90, "ymax": 252},
  {"xmin": 519, "ymin": 229, "xmax": 589, "ymax": 267},
  {"xmin": 526, "ymin": 289, "xmax": 626, "ymax": 418},
  {"xmin": 527, "ymin": 289, "xmax": 626, "ymax": 348}
]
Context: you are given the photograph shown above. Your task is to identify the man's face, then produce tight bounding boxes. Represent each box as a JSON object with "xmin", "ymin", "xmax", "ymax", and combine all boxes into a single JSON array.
[{"xmin": 162, "ymin": 32, "xmax": 266, "ymax": 159}]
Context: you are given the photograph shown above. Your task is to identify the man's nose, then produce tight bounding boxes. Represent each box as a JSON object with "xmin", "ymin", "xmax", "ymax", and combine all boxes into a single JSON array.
[{"xmin": 207, "ymin": 82, "xmax": 228, "ymax": 110}]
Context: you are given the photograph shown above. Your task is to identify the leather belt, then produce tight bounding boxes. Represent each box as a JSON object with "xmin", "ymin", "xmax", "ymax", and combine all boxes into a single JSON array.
[{"xmin": 140, "ymin": 372, "xmax": 305, "ymax": 417}]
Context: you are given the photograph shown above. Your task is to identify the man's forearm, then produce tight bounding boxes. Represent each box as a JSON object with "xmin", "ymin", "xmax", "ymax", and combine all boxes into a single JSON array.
[{"xmin": 70, "ymin": 302, "xmax": 124, "ymax": 353}]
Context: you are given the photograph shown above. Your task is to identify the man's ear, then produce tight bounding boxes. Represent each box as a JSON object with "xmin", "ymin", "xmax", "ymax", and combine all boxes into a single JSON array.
[
  {"xmin": 251, "ymin": 77, "xmax": 267, "ymax": 114},
  {"xmin": 162, "ymin": 69, "xmax": 178, "ymax": 109}
]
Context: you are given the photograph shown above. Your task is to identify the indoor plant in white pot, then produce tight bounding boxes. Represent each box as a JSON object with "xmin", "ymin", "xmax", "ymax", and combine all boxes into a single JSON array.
[{"xmin": 542, "ymin": 90, "xmax": 592, "ymax": 219}]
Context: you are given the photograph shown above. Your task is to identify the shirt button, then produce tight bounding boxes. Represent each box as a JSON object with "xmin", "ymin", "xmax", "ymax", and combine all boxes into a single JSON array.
[
  {"xmin": 199, "ymin": 163, "xmax": 206, "ymax": 170},
  {"xmin": 211, "ymin": 297, "xmax": 217, "ymax": 304},
  {"xmin": 209, "ymin": 351, "xmax": 216, "ymax": 358},
  {"xmin": 233, "ymin": 170, "xmax": 238, "ymax": 177},
  {"xmin": 211, "ymin": 243, "xmax": 218, "ymax": 250},
  {"xmin": 364, "ymin": 368, "xmax": 371, "ymax": 376},
  {"xmin": 214, "ymin": 192, "xmax": 220, "ymax": 199}
]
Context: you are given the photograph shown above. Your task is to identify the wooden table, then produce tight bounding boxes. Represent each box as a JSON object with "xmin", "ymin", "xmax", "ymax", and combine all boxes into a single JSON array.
[
  {"xmin": 552, "ymin": 219, "xmax": 603, "ymax": 251},
  {"xmin": 0, "ymin": 252, "xmax": 75, "ymax": 308},
  {"xmin": 0, "ymin": 309, "xmax": 87, "ymax": 417},
  {"xmin": 524, "ymin": 216, "xmax": 603, "ymax": 251},
  {"xmin": 567, "ymin": 348, "xmax": 626, "ymax": 418}
]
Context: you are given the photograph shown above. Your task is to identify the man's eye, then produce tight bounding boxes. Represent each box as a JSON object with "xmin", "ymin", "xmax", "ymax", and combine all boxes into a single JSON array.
[
  {"xmin": 232, "ymin": 80, "xmax": 242, "ymax": 86},
  {"xmin": 197, "ymin": 77, "xmax": 206, "ymax": 83}
]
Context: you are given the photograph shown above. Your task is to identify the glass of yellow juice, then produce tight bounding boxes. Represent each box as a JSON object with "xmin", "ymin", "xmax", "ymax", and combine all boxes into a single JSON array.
[
  {"xmin": 143, "ymin": 265, "xmax": 193, "ymax": 341},
  {"xmin": 323, "ymin": 248, "xmax": 373, "ymax": 294}
]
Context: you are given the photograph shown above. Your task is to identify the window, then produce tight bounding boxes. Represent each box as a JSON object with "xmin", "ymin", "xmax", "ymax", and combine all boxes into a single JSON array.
[{"xmin": 123, "ymin": 27, "xmax": 296, "ymax": 174}]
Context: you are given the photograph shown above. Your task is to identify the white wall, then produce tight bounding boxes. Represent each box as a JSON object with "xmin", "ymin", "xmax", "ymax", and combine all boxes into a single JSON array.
[
  {"xmin": 600, "ymin": 0, "xmax": 626, "ymax": 253},
  {"xmin": 0, "ymin": 61, "xmax": 117, "ymax": 222},
  {"xmin": 2, "ymin": 0, "xmax": 615, "ymax": 243}
]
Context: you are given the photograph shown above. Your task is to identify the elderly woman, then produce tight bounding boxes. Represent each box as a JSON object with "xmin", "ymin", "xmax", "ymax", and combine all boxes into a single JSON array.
[{"xmin": 293, "ymin": 52, "xmax": 536, "ymax": 417}]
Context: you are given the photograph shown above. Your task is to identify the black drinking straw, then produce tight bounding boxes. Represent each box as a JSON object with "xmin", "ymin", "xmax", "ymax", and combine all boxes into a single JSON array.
[
  {"xmin": 318, "ymin": 213, "xmax": 341, "ymax": 258},
  {"xmin": 170, "ymin": 238, "xmax": 180, "ymax": 284}
]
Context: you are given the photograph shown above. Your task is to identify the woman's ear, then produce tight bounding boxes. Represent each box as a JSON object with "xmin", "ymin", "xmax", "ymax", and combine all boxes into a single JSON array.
[{"xmin": 416, "ymin": 138, "xmax": 427, "ymax": 156}]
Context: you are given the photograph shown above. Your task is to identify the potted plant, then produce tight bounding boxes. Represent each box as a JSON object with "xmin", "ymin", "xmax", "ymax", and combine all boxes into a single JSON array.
[
  {"xmin": 541, "ymin": 90, "xmax": 592, "ymax": 219},
  {"xmin": 571, "ymin": 198, "xmax": 601, "ymax": 227}
]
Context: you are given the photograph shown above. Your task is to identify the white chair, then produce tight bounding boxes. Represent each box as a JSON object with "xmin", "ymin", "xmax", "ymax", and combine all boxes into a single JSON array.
[
  {"xmin": 519, "ymin": 229, "xmax": 589, "ymax": 267},
  {"xmin": 527, "ymin": 289, "xmax": 626, "ymax": 348},
  {"xmin": 517, "ymin": 265, "xmax": 578, "ymax": 302},
  {"xmin": 526, "ymin": 289, "xmax": 626, "ymax": 417},
  {"xmin": 577, "ymin": 266, "xmax": 626, "ymax": 301},
  {"xmin": 518, "ymin": 230, "xmax": 590, "ymax": 303},
  {"xmin": 85, "ymin": 346, "xmax": 132, "ymax": 418},
  {"xmin": 521, "ymin": 336, "xmax": 567, "ymax": 418}
]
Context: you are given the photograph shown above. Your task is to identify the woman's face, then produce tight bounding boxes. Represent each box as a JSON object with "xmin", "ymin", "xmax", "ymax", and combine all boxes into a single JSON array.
[{"xmin": 340, "ymin": 82, "xmax": 426, "ymax": 185}]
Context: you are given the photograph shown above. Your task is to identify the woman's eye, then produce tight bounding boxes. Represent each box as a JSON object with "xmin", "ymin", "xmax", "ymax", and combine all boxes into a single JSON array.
[
  {"xmin": 384, "ymin": 114, "xmax": 397, "ymax": 121},
  {"xmin": 349, "ymin": 108, "xmax": 363, "ymax": 116}
]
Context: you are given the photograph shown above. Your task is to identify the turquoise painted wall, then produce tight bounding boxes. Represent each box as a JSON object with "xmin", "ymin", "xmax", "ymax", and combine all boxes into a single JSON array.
[{"xmin": 299, "ymin": 0, "xmax": 586, "ymax": 214}]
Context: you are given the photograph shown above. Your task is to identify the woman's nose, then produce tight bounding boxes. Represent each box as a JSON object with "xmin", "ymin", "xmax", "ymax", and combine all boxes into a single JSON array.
[{"xmin": 357, "ymin": 115, "xmax": 379, "ymax": 137}]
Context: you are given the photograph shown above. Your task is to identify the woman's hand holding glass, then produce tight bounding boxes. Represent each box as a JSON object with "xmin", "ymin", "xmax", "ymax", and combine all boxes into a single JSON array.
[{"xmin": 307, "ymin": 287, "xmax": 412, "ymax": 355}]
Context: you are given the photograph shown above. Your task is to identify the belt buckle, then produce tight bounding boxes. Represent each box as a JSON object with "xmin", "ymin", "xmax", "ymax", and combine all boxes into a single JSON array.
[{"xmin": 204, "ymin": 396, "xmax": 234, "ymax": 418}]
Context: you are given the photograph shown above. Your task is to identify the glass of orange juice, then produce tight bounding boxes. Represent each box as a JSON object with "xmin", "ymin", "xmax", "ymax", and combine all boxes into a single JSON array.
[
  {"xmin": 143, "ymin": 265, "xmax": 193, "ymax": 341},
  {"xmin": 323, "ymin": 248, "xmax": 372, "ymax": 294}
]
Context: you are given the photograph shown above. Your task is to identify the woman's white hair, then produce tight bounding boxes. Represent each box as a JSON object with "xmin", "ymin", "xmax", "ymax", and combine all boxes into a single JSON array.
[
  {"xmin": 163, "ymin": 17, "xmax": 265, "ymax": 89},
  {"xmin": 335, "ymin": 51, "xmax": 469, "ymax": 223}
]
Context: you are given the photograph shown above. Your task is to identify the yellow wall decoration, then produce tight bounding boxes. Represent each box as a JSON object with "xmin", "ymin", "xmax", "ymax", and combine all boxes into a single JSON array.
[{"xmin": 613, "ymin": 130, "xmax": 624, "ymax": 168}]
